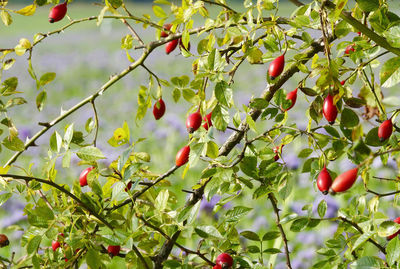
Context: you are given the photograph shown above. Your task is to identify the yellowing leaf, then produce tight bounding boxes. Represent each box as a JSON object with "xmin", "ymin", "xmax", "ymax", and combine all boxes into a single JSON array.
[{"xmin": 15, "ymin": 4, "xmax": 36, "ymax": 16}]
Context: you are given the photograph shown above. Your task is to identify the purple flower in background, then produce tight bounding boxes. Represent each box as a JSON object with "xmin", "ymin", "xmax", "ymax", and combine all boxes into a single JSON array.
[
  {"xmin": 19, "ymin": 127, "xmax": 31, "ymax": 141},
  {"xmin": 1, "ymin": 199, "xmax": 26, "ymax": 228},
  {"xmin": 200, "ymin": 195, "xmax": 221, "ymax": 214},
  {"xmin": 284, "ymin": 154, "xmax": 300, "ymax": 170}
]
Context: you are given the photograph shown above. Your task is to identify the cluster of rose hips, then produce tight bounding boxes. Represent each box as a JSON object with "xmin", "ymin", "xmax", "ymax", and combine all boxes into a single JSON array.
[{"xmin": 268, "ymin": 52, "xmax": 395, "ymax": 195}]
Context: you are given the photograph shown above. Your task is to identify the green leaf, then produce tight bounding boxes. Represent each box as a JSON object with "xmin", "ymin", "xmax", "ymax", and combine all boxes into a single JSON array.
[
  {"xmin": 76, "ymin": 146, "xmax": 106, "ymax": 161},
  {"xmin": 86, "ymin": 248, "xmax": 103, "ymax": 269},
  {"xmin": 240, "ymin": 230, "xmax": 260, "ymax": 241},
  {"xmin": 214, "ymin": 81, "xmax": 232, "ymax": 107},
  {"xmin": 386, "ymin": 236, "xmax": 400, "ymax": 266},
  {"xmin": 27, "ymin": 235, "xmax": 41, "ymax": 254},
  {"xmin": 357, "ymin": 0, "xmax": 379, "ymax": 12},
  {"xmin": 36, "ymin": 91, "xmax": 47, "ymax": 111},
  {"xmin": 290, "ymin": 218, "xmax": 309, "ymax": 232},
  {"xmin": 351, "ymin": 231, "xmax": 374, "ymax": 252},
  {"xmin": 0, "ymin": 193, "xmax": 12, "ymax": 207},
  {"xmin": 3, "ymin": 136, "xmax": 25, "ymax": 151},
  {"xmin": 206, "ymin": 141, "xmax": 219, "ymax": 159},
  {"xmin": 39, "ymin": 72, "xmax": 56, "ymax": 87},
  {"xmin": 50, "ymin": 131, "xmax": 62, "ymax": 153},
  {"xmin": 153, "ymin": 5, "xmax": 167, "ymax": 18},
  {"xmin": 365, "ymin": 127, "xmax": 385, "ymax": 147},
  {"xmin": 155, "ymin": 189, "xmax": 169, "ymax": 212},
  {"xmin": 195, "ymin": 226, "xmax": 224, "ymax": 239},
  {"xmin": 317, "ymin": 200, "xmax": 327, "ymax": 218},
  {"xmin": 340, "ymin": 108, "xmax": 359, "ymax": 128},
  {"xmin": 240, "ymin": 156, "xmax": 258, "ymax": 179},
  {"xmin": 298, "ymin": 148, "xmax": 313, "ymax": 158},
  {"xmin": 380, "ymin": 57, "xmax": 400, "ymax": 88},
  {"xmin": 225, "ymin": 206, "xmax": 252, "ymax": 222},
  {"xmin": 350, "ymin": 256, "xmax": 382, "ymax": 269},
  {"xmin": 212, "ymin": 105, "xmax": 229, "ymax": 131},
  {"xmin": 378, "ymin": 220, "xmax": 400, "ymax": 237},
  {"xmin": 1, "ymin": 77, "xmax": 18, "ymax": 96},
  {"xmin": 263, "ymin": 248, "xmax": 282, "ymax": 254},
  {"xmin": 262, "ymin": 231, "xmax": 281, "ymax": 241}
]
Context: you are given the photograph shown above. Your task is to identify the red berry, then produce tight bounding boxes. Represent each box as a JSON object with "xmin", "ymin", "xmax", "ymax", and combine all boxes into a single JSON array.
[
  {"xmin": 317, "ymin": 167, "xmax": 332, "ymax": 195},
  {"xmin": 179, "ymin": 38, "xmax": 191, "ymax": 52},
  {"xmin": 160, "ymin": 23, "xmax": 172, "ymax": 38},
  {"xmin": 273, "ymin": 145, "xmax": 283, "ymax": 161},
  {"xmin": 387, "ymin": 217, "xmax": 400, "ymax": 240},
  {"xmin": 165, "ymin": 39, "xmax": 179, "ymax": 54},
  {"xmin": 79, "ymin": 167, "xmax": 94, "ymax": 187},
  {"xmin": 49, "ymin": 2, "xmax": 67, "ymax": 23},
  {"xmin": 107, "ymin": 245, "xmax": 121, "ymax": 256},
  {"xmin": 340, "ymin": 80, "xmax": 345, "ymax": 85},
  {"xmin": 186, "ymin": 111, "xmax": 202, "ymax": 133},
  {"xmin": 213, "ymin": 265, "xmax": 222, "ymax": 269},
  {"xmin": 357, "ymin": 31, "xmax": 361, "ymax": 35},
  {"xmin": 323, "ymin": 94, "xmax": 338, "ymax": 125},
  {"xmin": 203, "ymin": 112, "xmax": 212, "ymax": 130},
  {"xmin": 176, "ymin": 146, "xmax": 190, "ymax": 167},
  {"xmin": 284, "ymin": 88, "xmax": 297, "ymax": 111},
  {"xmin": 268, "ymin": 54, "xmax": 285, "ymax": 80},
  {"xmin": 378, "ymin": 120, "xmax": 393, "ymax": 142},
  {"xmin": 345, "ymin": 44, "xmax": 355, "ymax": 55},
  {"xmin": 124, "ymin": 181, "xmax": 132, "ymax": 192},
  {"xmin": 52, "ymin": 241, "xmax": 61, "ymax": 251},
  {"xmin": 153, "ymin": 98, "xmax": 166, "ymax": 120},
  {"xmin": 331, "ymin": 168, "xmax": 358, "ymax": 193},
  {"xmin": 216, "ymin": 253, "xmax": 233, "ymax": 268},
  {"xmin": 0, "ymin": 234, "xmax": 9, "ymax": 248}
]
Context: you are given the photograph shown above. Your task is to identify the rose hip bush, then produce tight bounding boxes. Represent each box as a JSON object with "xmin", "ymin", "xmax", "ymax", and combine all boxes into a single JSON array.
[{"xmin": 1, "ymin": 0, "xmax": 400, "ymax": 268}]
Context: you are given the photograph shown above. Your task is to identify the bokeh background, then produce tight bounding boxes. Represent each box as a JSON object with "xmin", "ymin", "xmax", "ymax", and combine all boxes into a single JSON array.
[{"xmin": 1, "ymin": 1, "xmax": 400, "ymax": 268}]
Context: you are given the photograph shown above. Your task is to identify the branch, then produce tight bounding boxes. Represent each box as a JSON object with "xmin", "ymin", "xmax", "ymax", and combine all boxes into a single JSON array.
[
  {"xmin": 366, "ymin": 189, "xmax": 400, "ymax": 198},
  {"xmin": 137, "ymin": 215, "xmax": 214, "ymax": 266},
  {"xmin": 269, "ymin": 193, "xmax": 292, "ymax": 269},
  {"xmin": 108, "ymin": 165, "xmax": 178, "ymax": 211},
  {"xmin": 339, "ymin": 217, "xmax": 386, "ymax": 254},
  {"xmin": 0, "ymin": 174, "xmax": 113, "ymax": 229}
]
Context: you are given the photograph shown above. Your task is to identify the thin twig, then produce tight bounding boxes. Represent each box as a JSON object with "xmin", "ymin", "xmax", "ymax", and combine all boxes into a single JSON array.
[
  {"xmin": 90, "ymin": 99, "xmax": 99, "ymax": 147},
  {"xmin": 0, "ymin": 174, "xmax": 113, "ymax": 229},
  {"xmin": 121, "ymin": 4, "xmax": 145, "ymax": 45},
  {"xmin": 269, "ymin": 193, "xmax": 292, "ymax": 269},
  {"xmin": 339, "ymin": 217, "xmax": 386, "ymax": 254}
]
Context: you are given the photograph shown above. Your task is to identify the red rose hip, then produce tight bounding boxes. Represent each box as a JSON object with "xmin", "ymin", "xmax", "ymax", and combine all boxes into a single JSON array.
[
  {"xmin": 165, "ymin": 39, "xmax": 179, "ymax": 54},
  {"xmin": 186, "ymin": 111, "xmax": 202, "ymax": 133},
  {"xmin": 284, "ymin": 88, "xmax": 297, "ymax": 111},
  {"xmin": 203, "ymin": 112, "xmax": 212, "ymax": 130},
  {"xmin": 0, "ymin": 234, "xmax": 9, "ymax": 248},
  {"xmin": 317, "ymin": 167, "xmax": 332, "ymax": 195},
  {"xmin": 216, "ymin": 253, "xmax": 233, "ymax": 268},
  {"xmin": 331, "ymin": 168, "xmax": 358, "ymax": 193},
  {"xmin": 153, "ymin": 98, "xmax": 166, "ymax": 120},
  {"xmin": 268, "ymin": 54, "xmax": 285, "ymax": 80},
  {"xmin": 176, "ymin": 146, "xmax": 190, "ymax": 167},
  {"xmin": 49, "ymin": 2, "xmax": 68, "ymax": 23},
  {"xmin": 79, "ymin": 167, "xmax": 94, "ymax": 187},
  {"xmin": 378, "ymin": 119, "xmax": 393, "ymax": 142},
  {"xmin": 107, "ymin": 245, "xmax": 121, "ymax": 256},
  {"xmin": 161, "ymin": 23, "xmax": 172, "ymax": 38},
  {"xmin": 323, "ymin": 94, "xmax": 338, "ymax": 125},
  {"xmin": 345, "ymin": 44, "xmax": 355, "ymax": 55}
]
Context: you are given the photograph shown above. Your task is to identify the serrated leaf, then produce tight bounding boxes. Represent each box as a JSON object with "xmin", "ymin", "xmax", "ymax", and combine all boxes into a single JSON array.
[
  {"xmin": 317, "ymin": 200, "xmax": 327, "ymax": 218},
  {"xmin": 27, "ymin": 235, "xmax": 41, "ymax": 254},
  {"xmin": 225, "ymin": 206, "xmax": 252, "ymax": 222},
  {"xmin": 76, "ymin": 146, "xmax": 106, "ymax": 161},
  {"xmin": 195, "ymin": 226, "xmax": 224, "ymax": 239},
  {"xmin": 240, "ymin": 230, "xmax": 260, "ymax": 241},
  {"xmin": 262, "ymin": 231, "xmax": 280, "ymax": 241},
  {"xmin": 380, "ymin": 57, "xmax": 400, "ymax": 88}
]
